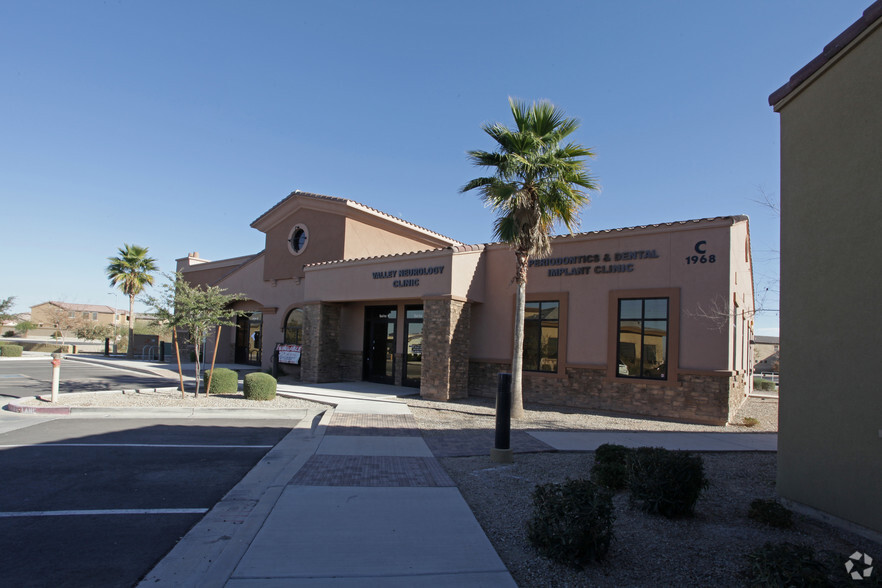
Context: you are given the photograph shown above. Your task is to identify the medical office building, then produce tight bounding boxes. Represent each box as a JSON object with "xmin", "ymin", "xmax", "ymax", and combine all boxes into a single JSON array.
[{"xmin": 178, "ymin": 190, "xmax": 755, "ymax": 425}]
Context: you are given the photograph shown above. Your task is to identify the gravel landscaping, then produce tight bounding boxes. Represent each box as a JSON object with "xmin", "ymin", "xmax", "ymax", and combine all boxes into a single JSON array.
[{"xmin": 406, "ymin": 396, "xmax": 882, "ymax": 587}]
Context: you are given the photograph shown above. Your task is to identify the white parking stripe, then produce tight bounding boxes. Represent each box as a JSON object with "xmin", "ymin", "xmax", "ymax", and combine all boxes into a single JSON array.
[
  {"xmin": 0, "ymin": 509, "xmax": 208, "ymax": 518},
  {"xmin": 0, "ymin": 443, "xmax": 273, "ymax": 449}
]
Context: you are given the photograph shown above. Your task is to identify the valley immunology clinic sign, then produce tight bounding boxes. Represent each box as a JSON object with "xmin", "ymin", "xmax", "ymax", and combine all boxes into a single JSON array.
[
  {"xmin": 530, "ymin": 250, "xmax": 660, "ymax": 276},
  {"xmin": 372, "ymin": 265, "xmax": 445, "ymax": 288}
]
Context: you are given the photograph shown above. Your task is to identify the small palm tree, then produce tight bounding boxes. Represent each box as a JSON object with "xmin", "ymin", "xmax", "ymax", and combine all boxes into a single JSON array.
[
  {"xmin": 462, "ymin": 98, "xmax": 598, "ymax": 418},
  {"xmin": 106, "ymin": 244, "xmax": 158, "ymax": 359}
]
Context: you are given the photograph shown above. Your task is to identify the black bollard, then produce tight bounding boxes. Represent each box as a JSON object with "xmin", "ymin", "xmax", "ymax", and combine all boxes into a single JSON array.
[
  {"xmin": 491, "ymin": 372, "xmax": 513, "ymax": 463},
  {"xmin": 104, "ymin": 338, "xmax": 110, "ymax": 356},
  {"xmin": 272, "ymin": 348, "xmax": 279, "ymax": 379}
]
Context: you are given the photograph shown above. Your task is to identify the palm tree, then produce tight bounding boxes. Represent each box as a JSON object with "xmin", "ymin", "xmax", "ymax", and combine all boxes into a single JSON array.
[
  {"xmin": 106, "ymin": 244, "xmax": 158, "ymax": 359},
  {"xmin": 462, "ymin": 98, "xmax": 598, "ymax": 418}
]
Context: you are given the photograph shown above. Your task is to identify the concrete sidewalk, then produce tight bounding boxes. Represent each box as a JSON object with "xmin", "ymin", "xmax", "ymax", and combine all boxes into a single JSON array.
[{"xmin": 139, "ymin": 382, "xmax": 517, "ymax": 587}]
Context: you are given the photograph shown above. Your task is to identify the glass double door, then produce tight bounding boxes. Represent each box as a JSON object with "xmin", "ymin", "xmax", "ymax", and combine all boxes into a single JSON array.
[{"xmin": 363, "ymin": 305, "xmax": 423, "ymax": 386}]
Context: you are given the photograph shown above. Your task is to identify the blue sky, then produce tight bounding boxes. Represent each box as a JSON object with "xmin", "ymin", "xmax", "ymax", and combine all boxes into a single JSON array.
[{"xmin": 0, "ymin": 1, "xmax": 871, "ymax": 335}]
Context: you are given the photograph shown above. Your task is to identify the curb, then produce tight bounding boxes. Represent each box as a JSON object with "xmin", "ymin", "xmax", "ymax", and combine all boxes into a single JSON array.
[
  {"xmin": 4, "ymin": 387, "xmax": 186, "ymax": 415},
  {"xmin": 139, "ymin": 408, "xmax": 332, "ymax": 586},
  {"xmin": 3, "ymin": 388, "xmax": 329, "ymax": 419}
]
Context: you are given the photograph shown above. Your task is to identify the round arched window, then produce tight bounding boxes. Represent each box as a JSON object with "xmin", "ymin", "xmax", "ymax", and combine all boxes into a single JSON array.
[
  {"xmin": 284, "ymin": 308, "xmax": 304, "ymax": 344},
  {"xmin": 288, "ymin": 223, "xmax": 309, "ymax": 255}
]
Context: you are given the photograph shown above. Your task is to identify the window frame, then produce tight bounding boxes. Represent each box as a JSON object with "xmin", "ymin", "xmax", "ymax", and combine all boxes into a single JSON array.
[
  {"xmin": 607, "ymin": 288, "xmax": 679, "ymax": 384},
  {"xmin": 283, "ymin": 307, "xmax": 304, "ymax": 345},
  {"xmin": 521, "ymin": 292, "xmax": 568, "ymax": 378}
]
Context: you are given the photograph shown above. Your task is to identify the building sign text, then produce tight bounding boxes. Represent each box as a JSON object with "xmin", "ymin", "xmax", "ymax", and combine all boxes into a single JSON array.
[
  {"xmin": 530, "ymin": 250, "xmax": 660, "ymax": 277},
  {"xmin": 371, "ymin": 265, "xmax": 445, "ymax": 288}
]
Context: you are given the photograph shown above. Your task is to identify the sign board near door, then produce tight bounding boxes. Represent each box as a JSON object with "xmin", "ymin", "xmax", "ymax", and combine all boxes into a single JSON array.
[{"xmin": 277, "ymin": 343, "xmax": 301, "ymax": 364}]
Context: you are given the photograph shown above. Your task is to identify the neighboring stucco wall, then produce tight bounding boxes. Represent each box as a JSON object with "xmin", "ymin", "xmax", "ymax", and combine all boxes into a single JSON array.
[{"xmin": 775, "ymin": 19, "xmax": 882, "ymax": 534}]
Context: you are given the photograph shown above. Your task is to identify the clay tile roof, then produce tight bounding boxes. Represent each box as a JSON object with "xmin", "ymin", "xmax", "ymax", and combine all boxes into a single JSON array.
[
  {"xmin": 251, "ymin": 190, "xmax": 463, "ymax": 245},
  {"xmin": 304, "ymin": 216, "xmax": 746, "ymax": 268},
  {"xmin": 46, "ymin": 301, "xmax": 119, "ymax": 313},
  {"xmin": 542, "ymin": 215, "xmax": 749, "ymax": 243},
  {"xmin": 769, "ymin": 1, "xmax": 882, "ymax": 107},
  {"xmin": 304, "ymin": 243, "xmax": 487, "ymax": 269}
]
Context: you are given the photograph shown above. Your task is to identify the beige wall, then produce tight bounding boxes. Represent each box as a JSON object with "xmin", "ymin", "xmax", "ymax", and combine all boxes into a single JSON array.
[
  {"xmin": 304, "ymin": 250, "xmax": 459, "ymax": 302},
  {"xmin": 470, "ymin": 220, "xmax": 742, "ymax": 372},
  {"xmin": 775, "ymin": 18, "xmax": 882, "ymax": 534},
  {"xmin": 343, "ymin": 217, "xmax": 443, "ymax": 259},
  {"xmin": 263, "ymin": 208, "xmax": 346, "ymax": 281}
]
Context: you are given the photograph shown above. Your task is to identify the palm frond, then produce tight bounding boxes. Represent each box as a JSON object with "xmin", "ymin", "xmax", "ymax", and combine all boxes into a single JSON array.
[{"xmin": 463, "ymin": 98, "xmax": 599, "ymax": 265}]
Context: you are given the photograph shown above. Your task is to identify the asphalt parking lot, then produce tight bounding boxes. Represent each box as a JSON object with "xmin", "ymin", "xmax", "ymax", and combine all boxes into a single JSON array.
[
  {"xmin": 0, "ymin": 357, "xmax": 175, "ymax": 399},
  {"xmin": 0, "ymin": 415, "xmax": 303, "ymax": 587}
]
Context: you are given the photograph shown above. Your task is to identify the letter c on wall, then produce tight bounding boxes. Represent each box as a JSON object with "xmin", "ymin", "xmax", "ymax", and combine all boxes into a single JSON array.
[{"xmin": 694, "ymin": 240, "xmax": 707, "ymax": 254}]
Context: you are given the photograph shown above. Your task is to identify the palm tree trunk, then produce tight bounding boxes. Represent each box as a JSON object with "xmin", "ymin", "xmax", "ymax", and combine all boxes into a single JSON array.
[
  {"xmin": 510, "ymin": 251, "xmax": 529, "ymax": 419},
  {"xmin": 126, "ymin": 294, "xmax": 135, "ymax": 359}
]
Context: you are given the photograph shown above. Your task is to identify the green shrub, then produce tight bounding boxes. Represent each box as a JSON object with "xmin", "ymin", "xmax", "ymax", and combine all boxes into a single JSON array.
[
  {"xmin": 243, "ymin": 372, "xmax": 277, "ymax": 401},
  {"xmin": 742, "ymin": 542, "xmax": 829, "ymax": 587},
  {"xmin": 526, "ymin": 478, "xmax": 615, "ymax": 567},
  {"xmin": 0, "ymin": 344, "xmax": 23, "ymax": 357},
  {"xmin": 742, "ymin": 417, "xmax": 759, "ymax": 427},
  {"xmin": 627, "ymin": 447, "xmax": 708, "ymax": 518},
  {"xmin": 2, "ymin": 330, "xmax": 14, "ymax": 337},
  {"xmin": 202, "ymin": 368, "xmax": 239, "ymax": 395},
  {"xmin": 754, "ymin": 378, "xmax": 776, "ymax": 391},
  {"xmin": 590, "ymin": 443, "xmax": 633, "ymax": 490},
  {"xmin": 0, "ymin": 341, "xmax": 8, "ymax": 345},
  {"xmin": 748, "ymin": 498, "xmax": 793, "ymax": 529}
]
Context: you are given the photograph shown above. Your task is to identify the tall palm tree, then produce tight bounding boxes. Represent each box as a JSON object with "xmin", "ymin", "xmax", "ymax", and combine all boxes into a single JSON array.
[
  {"xmin": 106, "ymin": 244, "xmax": 158, "ymax": 359},
  {"xmin": 462, "ymin": 98, "xmax": 598, "ymax": 418}
]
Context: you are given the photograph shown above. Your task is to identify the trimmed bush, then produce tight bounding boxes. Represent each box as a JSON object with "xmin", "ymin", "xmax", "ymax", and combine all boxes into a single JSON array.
[
  {"xmin": 742, "ymin": 542, "xmax": 829, "ymax": 587},
  {"xmin": 627, "ymin": 447, "xmax": 708, "ymax": 518},
  {"xmin": 590, "ymin": 443, "xmax": 633, "ymax": 490},
  {"xmin": 742, "ymin": 416, "xmax": 759, "ymax": 427},
  {"xmin": 0, "ymin": 345, "xmax": 23, "ymax": 357},
  {"xmin": 243, "ymin": 372, "xmax": 277, "ymax": 401},
  {"xmin": 754, "ymin": 377, "xmax": 776, "ymax": 391},
  {"xmin": 2, "ymin": 330, "xmax": 14, "ymax": 337},
  {"xmin": 748, "ymin": 498, "xmax": 793, "ymax": 529},
  {"xmin": 526, "ymin": 479, "xmax": 615, "ymax": 567},
  {"xmin": 202, "ymin": 368, "xmax": 239, "ymax": 395}
]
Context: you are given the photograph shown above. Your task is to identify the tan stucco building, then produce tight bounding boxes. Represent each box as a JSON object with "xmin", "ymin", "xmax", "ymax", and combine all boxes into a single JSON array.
[
  {"xmin": 770, "ymin": 1, "xmax": 882, "ymax": 537},
  {"xmin": 180, "ymin": 190, "xmax": 755, "ymax": 425},
  {"xmin": 30, "ymin": 301, "xmax": 127, "ymax": 335}
]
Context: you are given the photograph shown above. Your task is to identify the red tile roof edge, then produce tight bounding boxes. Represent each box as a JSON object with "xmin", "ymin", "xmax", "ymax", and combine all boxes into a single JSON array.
[{"xmin": 769, "ymin": 1, "xmax": 882, "ymax": 106}]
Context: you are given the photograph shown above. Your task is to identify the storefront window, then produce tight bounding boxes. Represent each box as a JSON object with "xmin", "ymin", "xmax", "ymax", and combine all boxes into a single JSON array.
[
  {"xmin": 403, "ymin": 306, "xmax": 423, "ymax": 387},
  {"xmin": 523, "ymin": 301, "xmax": 559, "ymax": 372},
  {"xmin": 284, "ymin": 308, "xmax": 304, "ymax": 345},
  {"xmin": 617, "ymin": 298, "xmax": 668, "ymax": 379}
]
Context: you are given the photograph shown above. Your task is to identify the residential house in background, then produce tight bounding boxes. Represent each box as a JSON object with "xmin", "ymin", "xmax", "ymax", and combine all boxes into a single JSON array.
[
  {"xmin": 752, "ymin": 335, "xmax": 779, "ymax": 373},
  {"xmin": 29, "ymin": 301, "xmax": 128, "ymax": 338}
]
